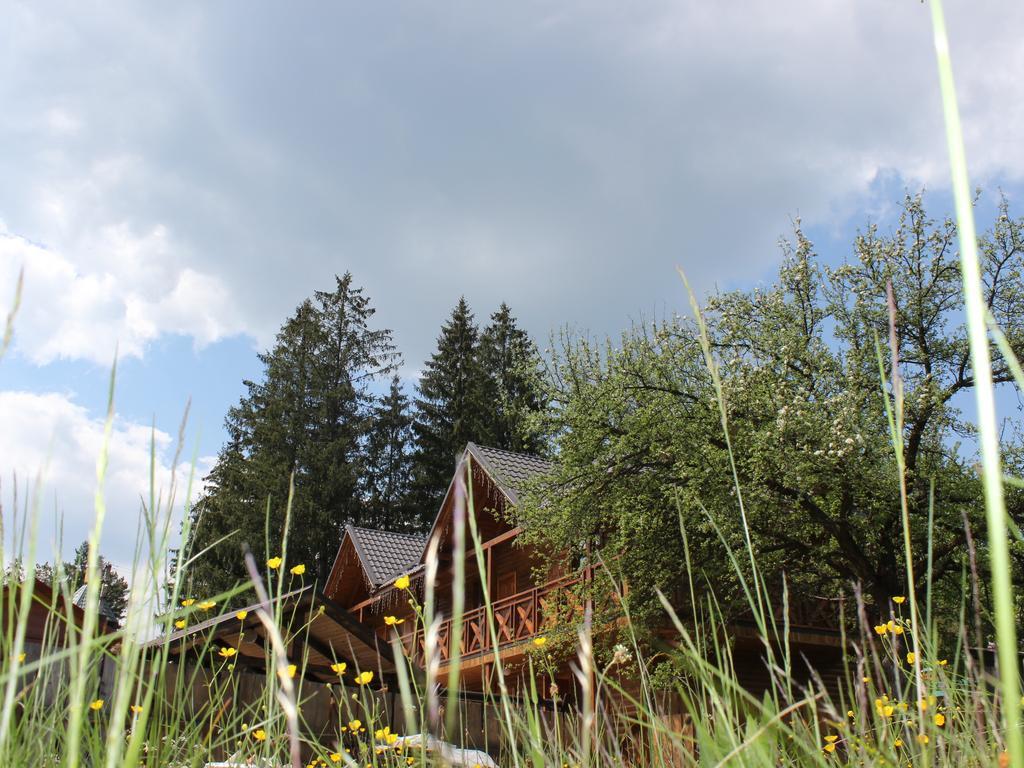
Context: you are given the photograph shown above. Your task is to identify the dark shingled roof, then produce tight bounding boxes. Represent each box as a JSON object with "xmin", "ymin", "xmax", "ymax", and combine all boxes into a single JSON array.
[
  {"xmin": 346, "ymin": 526, "xmax": 426, "ymax": 588},
  {"xmin": 72, "ymin": 584, "xmax": 121, "ymax": 627},
  {"xmin": 467, "ymin": 443, "xmax": 553, "ymax": 503}
]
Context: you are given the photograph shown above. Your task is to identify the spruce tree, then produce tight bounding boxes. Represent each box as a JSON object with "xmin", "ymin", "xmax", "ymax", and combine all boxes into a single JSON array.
[
  {"xmin": 410, "ymin": 298, "xmax": 488, "ymax": 522},
  {"xmin": 478, "ymin": 303, "xmax": 547, "ymax": 454},
  {"xmin": 361, "ymin": 375, "xmax": 415, "ymax": 529},
  {"xmin": 187, "ymin": 273, "xmax": 399, "ymax": 595}
]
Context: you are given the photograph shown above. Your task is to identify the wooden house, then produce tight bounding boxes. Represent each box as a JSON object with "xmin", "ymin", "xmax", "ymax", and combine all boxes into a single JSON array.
[
  {"xmin": 152, "ymin": 441, "xmax": 845, "ymax": 752},
  {"xmin": 322, "ymin": 442, "xmax": 846, "ymax": 702}
]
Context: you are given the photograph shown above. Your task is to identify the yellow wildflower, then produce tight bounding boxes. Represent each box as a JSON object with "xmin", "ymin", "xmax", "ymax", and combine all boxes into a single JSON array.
[
  {"xmin": 533, "ymin": 637, "xmax": 548, "ymax": 648},
  {"xmin": 906, "ymin": 652, "xmax": 916, "ymax": 664},
  {"xmin": 823, "ymin": 743, "xmax": 836, "ymax": 753},
  {"xmin": 290, "ymin": 564, "xmax": 306, "ymax": 576},
  {"xmin": 892, "ymin": 596, "xmax": 906, "ymax": 604},
  {"xmin": 824, "ymin": 735, "xmax": 838, "ymax": 743},
  {"xmin": 330, "ymin": 755, "xmax": 342, "ymax": 764},
  {"xmin": 894, "ymin": 739, "xmax": 904, "ymax": 748},
  {"xmin": 17, "ymin": 652, "xmax": 25, "ymax": 663},
  {"xmin": 394, "ymin": 575, "xmax": 410, "ymax": 590},
  {"xmin": 331, "ymin": 662, "xmax": 347, "ymax": 675},
  {"xmin": 384, "ymin": 615, "xmax": 404, "ymax": 626},
  {"xmin": 883, "ymin": 705, "xmax": 895, "ymax": 717},
  {"xmin": 847, "ymin": 710, "xmax": 855, "ymax": 718},
  {"xmin": 89, "ymin": 699, "xmax": 104, "ymax": 711},
  {"xmin": 934, "ymin": 713, "xmax": 945, "ymax": 727},
  {"xmin": 267, "ymin": 556, "xmax": 283, "ymax": 569},
  {"xmin": 131, "ymin": 704, "xmax": 143, "ymax": 714},
  {"xmin": 236, "ymin": 610, "xmax": 248, "ymax": 621},
  {"xmin": 917, "ymin": 734, "xmax": 929, "ymax": 745},
  {"xmin": 219, "ymin": 647, "xmax": 237, "ymax": 659},
  {"xmin": 349, "ymin": 719, "xmax": 362, "ymax": 731},
  {"xmin": 938, "ymin": 659, "xmax": 948, "ymax": 667},
  {"xmin": 175, "ymin": 619, "xmax": 186, "ymax": 630},
  {"xmin": 253, "ymin": 729, "xmax": 267, "ymax": 741},
  {"xmin": 355, "ymin": 670, "xmax": 374, "ymax": 686},
  {"xmin": 198, "ymin": 600, "xmax": 216, "ymax": 611},
  {"xmin": 181, "ymin": 598, "xmax": 195, "ymax": 607},
  {"xmin": 287, "ymin": 664, "xmax": 297, "ymax": 679},
  {"xmin": 873, "ymin": 624, "xmax": 887, "ymax": 636}
]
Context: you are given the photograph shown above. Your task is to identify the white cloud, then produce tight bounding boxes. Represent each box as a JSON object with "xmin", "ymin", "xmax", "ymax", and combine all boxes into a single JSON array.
[
  {"xmin": 0, "ymin": 226, "xmax": 249, "ymax": 364},
  {"xmin": 0, "ymin": 390, "xmax": 212, "ymax": 574},
  {"xmin": 1, "ymin": 0, "xmax": 1023, "ymax": 370}
]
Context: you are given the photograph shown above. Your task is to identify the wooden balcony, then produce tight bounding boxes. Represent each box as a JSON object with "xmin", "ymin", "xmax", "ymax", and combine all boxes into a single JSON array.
[
  {"xmin": 396, "ymin": 576, "xmax": 844, "ymax": 668},
  {"xmin": 399, "ymin": 574, "xmax": 583, "ymax": 666}
]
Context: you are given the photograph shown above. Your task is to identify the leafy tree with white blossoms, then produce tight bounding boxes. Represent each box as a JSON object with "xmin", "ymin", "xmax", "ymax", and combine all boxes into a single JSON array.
[{"xmin": 519, "ymin": 193, "xmax": 1024, "ymax": 637}]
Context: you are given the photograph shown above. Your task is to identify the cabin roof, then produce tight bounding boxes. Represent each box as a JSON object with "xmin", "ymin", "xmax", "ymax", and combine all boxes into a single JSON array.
[
  {"xmin": 72, "ymin": 583, "xmax": 121, "ymax": 627},
  {"xmin": 345, "ymin": 525, "xmax": 427, "ymax": 589},
  {"xmin": 466, "ymin": 443, "xmax": 552, "ymax": 504}
]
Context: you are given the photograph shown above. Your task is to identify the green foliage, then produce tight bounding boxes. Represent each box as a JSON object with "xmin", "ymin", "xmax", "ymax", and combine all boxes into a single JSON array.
[
  {"xmin": 520, "ymin": 194, "xmax": 1024, "ymax": 638},
  {"xmin": 410, "ymin": 298, "xmax": 488, "ymax": 522},
  {"xmin": 411, "ymin": 299, "xmax": 546, "ymax": 521},
  {"xmin": 479, "ymin": 303, "xmax": 548, "ymax": 455},
  {"xmin": 361, "ymin": 374, "xmax": 416, "ymax": 530},
  {"xmin": 188, "ymin": 273, "xmax": 400, "ymax": 595}
]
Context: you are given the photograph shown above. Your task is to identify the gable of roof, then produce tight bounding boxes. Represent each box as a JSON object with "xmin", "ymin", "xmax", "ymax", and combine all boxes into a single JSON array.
[
  {"xmin": 466, "ymin": 443, "xmax": 552, "ymax": 505},
  {"xmin": 418, "ymin": 443, "xmax": 553, "ymax": 564},
  {"xmin": 346, "ymin": 526, "xmax": 426, "ymax": 589}
]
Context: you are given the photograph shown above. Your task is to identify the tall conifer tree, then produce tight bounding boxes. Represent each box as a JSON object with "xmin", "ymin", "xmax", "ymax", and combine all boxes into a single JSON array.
[
  {"xmin": 187, "ymin": 273, "xmax": 399, "ymax": 594},
  {"xmin": 478, "ymin": 303, "xmax": 546, "ymax": 453},
  {"xmin": 410, "ymin": 298, "xmax": 487, "ymax": 522},
  {"xmin": 361, "ymin": 375, "xmax": 415, "ymax": 529}
]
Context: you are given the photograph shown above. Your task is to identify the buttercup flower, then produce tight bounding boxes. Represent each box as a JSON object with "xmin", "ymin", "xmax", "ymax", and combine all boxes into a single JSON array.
[
  {"xmin": 330, "ymin": 755, "xmax": 342, "ymax": 763},
  {"xmin": 533, "ymin": 637, "xmax": 548, "ymax": 648},
  {"xmin": 236, "ymin": 610, "xmax": 248, "ymax": 621},
  {"xmin": 198, "ymin": 600, "xmax": 216, "ymax": 611},
  {"xmin": 287, "ymin": 664, "xmax": 297, "ymax": 679},
  {"xmin": 175, "ymin": 620, "xmax": 186, "ymax": 630},
  {"xmin": 349, "ymin": 719, "xmax": 362, "ymax": 731},
  {"xmin": 253, "ymin": 729, "xmax": 267, "ymax": 741},
  {"xmin": 355, "ymin": 671, "xmax": 374, "ymax": 686},
  {"xmin": 131, "ymin": 704, "xmax": 143, "ymax": 714},
  {"xmin": 331, "ymin": 662, "xmax": 347, "ymax": 675},
  {"xmin": 219, "ymin": 647, "xmax": 237, "ymax": 659},
  {"xmin": 873, "ymin": 624, "xmax": 887, "ymax": 636},
  {"xmin": 89, "ymin": 699, "xmax": 104, "ymax": 711},
  {"xmin": 384, "ymin": 615, "xmax": 404, "ymax": 627},
  {"xmin": 267, "ymin": 556, "xmax": 283, "ymax": 569},
  {"xmin": 934, "ymin": 713, "xmax": 946, "ymax": 727},
  {"xmin": 892, "ymin": 596, "xmax": 906, "ymax": 604},
  {"xmin": 906, "ymin": 652, "xmax": 916, "ymax": 664},
  {"xmin": 290, "ymin": 564, "xmax": 306, "ymax": 576},
  {"xmin": 17, "ymin": 652, "xmax": 25, "ymax": 663},
  {"xmin": 181, "ymin": 598, "xmax": 195, "ymax": 607},
  {"xmin": 394, "ymin": 575, "xmax": 410, "ymax": 590}
]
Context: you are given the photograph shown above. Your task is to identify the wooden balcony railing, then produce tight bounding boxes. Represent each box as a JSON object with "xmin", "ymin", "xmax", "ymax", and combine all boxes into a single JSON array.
[
  {"xmin": 395, "ymin": 578, "xmax": 842, "ymax": 667},
  {"xmin": 398, "ymin": 575, "xmax": 583, "ymax": 666}
]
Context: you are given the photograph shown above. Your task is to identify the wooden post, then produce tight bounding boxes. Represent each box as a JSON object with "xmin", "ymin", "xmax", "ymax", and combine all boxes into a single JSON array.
[{"xmin": 486, "ymin": 546, "xmax": 493, "ymax": 601}]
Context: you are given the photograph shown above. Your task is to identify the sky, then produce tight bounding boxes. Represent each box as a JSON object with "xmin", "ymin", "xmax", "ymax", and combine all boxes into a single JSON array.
[{"xmin": 1, "ymin": 1, "xmax": 1023, "ymax": 574}]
